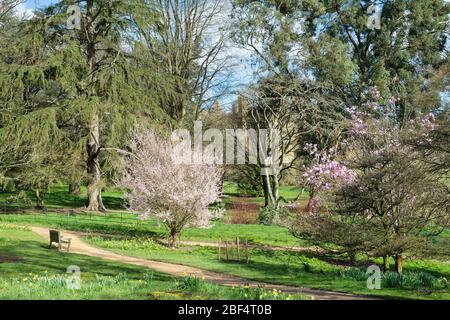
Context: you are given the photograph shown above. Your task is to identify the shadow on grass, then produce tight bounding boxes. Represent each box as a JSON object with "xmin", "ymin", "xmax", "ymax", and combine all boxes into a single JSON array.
[
  {"xmin": 0, "ymin": 186, "xmax": 126, "ymax": 211},
  {"xmin": 0, "ymin": 240, "xmax": 173, "ymax": 282}
]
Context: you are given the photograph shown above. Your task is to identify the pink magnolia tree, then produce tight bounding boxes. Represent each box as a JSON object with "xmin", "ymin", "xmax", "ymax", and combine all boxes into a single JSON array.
[
  {"xmin": 294, "ymin": 88, "xmax": 449, "ymax": 270},
  {"xmin": 301, "ymin": 87, "xmax": 397, "ymax": 214},
  {"xmin": 120, "ymin": 130, "xmax": 223, "ymax": 247},
  {"xmin": 301, "ymin": 143, "xmax": 355, "ymax": 213}
]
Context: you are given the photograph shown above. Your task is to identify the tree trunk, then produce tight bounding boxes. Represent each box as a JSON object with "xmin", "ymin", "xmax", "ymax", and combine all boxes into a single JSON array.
[
  {"xmin": 35, "ymin": 189, "xmax": 44, "ymax": 210},
  {"xmin": 69, "ymin": 182, "xmax": 80, "ymax": 195},
  {"xmin": 383, "ymin": 255, "xmax": 390, "ymax": 271},
  {"xmin": 168, "ymin": 228, "xmax": 178, "ymax": 248},
  {"xmin": 259, "ymin": 135, "xmax": 275, "ymax": 206},
  {"xmin": 262, "ymin": 171, "xmax": 275, "ymax": 206},
  {"xmin": 86, "ymin": 111, "xmax": 106, "ymax": 212},
  {"xmin": 262, "ymin": 175, "xmax": 270, "ymax": 207},
  {"xmin": 85, "ymin": 0, "xmax": 105, "ymax": 213},
  {"xmin": 395, "ymin": 254, "xmax": 403, "ymax": 273},
  {"xmin": 306, "ymin": 188, "xmax": 316, "ymax": 213},
  {"xmin": 272, "ymin": 173, "xmax": 280, "ymax": 208}
]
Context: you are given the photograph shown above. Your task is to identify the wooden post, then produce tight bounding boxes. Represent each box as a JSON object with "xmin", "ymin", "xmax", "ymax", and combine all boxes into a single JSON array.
[
  {"xmin": 225, "ymin": 240, "xmax": 229, "ymax": 261},
  {"xmin": 218, "ymin": 238, "xmax": 221, "ymax": 260},
  {"xmin": 236, "ymin": 237, "xmax": 240, "ymax": 261},
  {"xmin": 231, "ymin": 240, "xmax": 234, "ymax": 260},
  {"xmin": 245, "ymin": 238, "xmax": 249, "ymax": 264}
]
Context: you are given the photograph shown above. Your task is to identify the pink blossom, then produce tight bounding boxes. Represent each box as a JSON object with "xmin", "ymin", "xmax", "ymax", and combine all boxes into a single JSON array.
[
  {"xmin": 301, "ymin": 147, "xmax": 355, "ymax": 192},
  {"xmin": 120, "ymin": 130, "xmax": 224, "ymax": 241},
  {"xmin": 388, "ymin": 96, "xmax": 399, "ymax": 105},
  {"xmin": 345, "ymin": 106, "xmax": 368, "ymax": 136},
  {"xmin": 419, "ymin": 113, "xmax": 436, "ymax": 131},
  {"xmin": 366, "ymin": 101, "xmax": 379, "ymax": 112},
  {"xmin": 303, "ymin": 143, "xmax": 318, "ymax": 156},
  {"xmin": 370, "ymin": 86, "xmax": 382, "ymax": 101}
]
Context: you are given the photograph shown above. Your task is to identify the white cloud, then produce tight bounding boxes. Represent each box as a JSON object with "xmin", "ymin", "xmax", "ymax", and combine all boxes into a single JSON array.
[
  {"xmin": 14, "ymin": 2, "xmax": 34, "ymax": 19},
  {"xmin": 201, "ymin": 0, "xmax": 256, "ymax": 110}
]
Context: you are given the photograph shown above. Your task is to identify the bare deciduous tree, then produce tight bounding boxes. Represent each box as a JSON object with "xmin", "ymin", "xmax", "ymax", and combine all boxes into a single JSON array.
[
  {"xmin": 134, "ymin": 0, "xmax": 231, "ymax": 123},
  {"xmin": 243, "ymin": 76, "xmax": 345, "ymax": 206},
  {"xmin": 0, "ymin": 0, "xmax": 22, "ymax": 23}
]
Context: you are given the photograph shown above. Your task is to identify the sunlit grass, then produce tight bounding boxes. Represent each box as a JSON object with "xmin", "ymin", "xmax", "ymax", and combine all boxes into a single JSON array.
[
  {"xmin": 0, "ymin": 225, "xmax": 305, "ymax": 300},
  {"xmin": 84, "ymin": 234, "xmax": 450, "ymax": 300}
]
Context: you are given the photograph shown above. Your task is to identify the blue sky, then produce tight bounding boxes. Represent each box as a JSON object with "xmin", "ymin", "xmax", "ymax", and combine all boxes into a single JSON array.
[{"xmin": 25, "ymin": 0, "xmax": 55, "ymax": 9}]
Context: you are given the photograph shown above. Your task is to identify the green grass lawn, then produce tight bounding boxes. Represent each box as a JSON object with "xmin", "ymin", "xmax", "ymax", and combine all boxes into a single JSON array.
[
  {"xmin": 0, "ymin": 185, "xmax": 125, "ymax": 210},
  {"xmin": 1, "ymin": 184, "xmax": 449, "ymax": 300},
  {"xmin": 1, "ymin": 216, "xmax": 448, "ymax": 300},
  {"xmin": 223, "ymin": 182, "xmax": 309, "ymax": 204},
  {"xmin": 0, "ymin": 212, "xmax": 305, "ymax": 247},
  {"xmin": 2, "ymin": 182, "xmax": 305, "ymax": 210},
  {"xmin": 3, "ymin": 211, "xmax": 446, "ymax": 253},
  {"xmin": 83, "ymin": 234, "xmax": 450, "ymax": 300},
  {"xmin": 0, "ymin": 223, "xmax": 304, "ymax": 300}
]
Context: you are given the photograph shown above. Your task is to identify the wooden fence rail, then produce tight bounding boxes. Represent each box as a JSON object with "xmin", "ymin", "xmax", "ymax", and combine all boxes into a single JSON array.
[{"xmin": 217, "ymin": 237, "xmax": 250, "ymax": 263}]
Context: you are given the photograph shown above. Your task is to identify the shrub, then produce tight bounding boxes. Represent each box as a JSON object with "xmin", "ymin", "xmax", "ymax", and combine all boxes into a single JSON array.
[
  {"xmin": 338, "ymin": 268, "xmax": 368, "ymax": 281},
  {"xmin": 338, "ymin": 268, "xmax": 449, "ymax": 291},
  {"xmin": 258, "ymin": 206, "xmax": 276, "ymax": 225},
  {"xmin": 177, "ymin": 274, "xmax": 202, "ymax": 292},
  {"xmin": 258, "ymin": 205, "xmax": 290, "ymax": 225},
  {"xmin": 237, "ymin": 180, "xmax": 265, "ymax": 197},
  {"xmin": 381, "ymin": 271, "xmax": 448, "ymax": 290},
  {"xmin": 227, "ymin": 202, "xmax": 259, "ymax": 224},
  {"xmin": 0, "ymin": 177, "xmax": 15, "ymax": 192},
  {"xmin": 6, "ymin": 191, "xmax": 32, "ymax": 205}
]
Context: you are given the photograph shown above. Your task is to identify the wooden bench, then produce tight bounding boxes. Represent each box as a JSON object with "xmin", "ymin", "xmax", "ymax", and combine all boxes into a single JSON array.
[{"xmin": 49, "ymin": 230, "xmax": 72, "ymax": 252}]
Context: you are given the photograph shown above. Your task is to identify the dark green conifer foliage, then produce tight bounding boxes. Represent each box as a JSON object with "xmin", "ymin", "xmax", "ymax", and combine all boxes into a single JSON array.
[
  {"xmin": 0, "ymin": 1, "xmax": 171, "ymax": 210},
  {"xmin": 301, "ymin": 0, "xmax": 449, "ymax": 120},
  {"xmin": 232, "ymin": 0, "xmax": 449, "ymax": 121}
]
